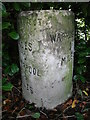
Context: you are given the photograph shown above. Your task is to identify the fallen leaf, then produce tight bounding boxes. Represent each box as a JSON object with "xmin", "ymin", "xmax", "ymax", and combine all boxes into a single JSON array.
[
  {"xmin": 75, "ymin": 112, "xmax": 84, "ymax": 120},
  {"xmin": 31, "ymin": 112, "xmax": 40, "ymax": 119},
  {"xmin": 72, "ymin": 99, "xmax": 79, "ymax": 108},
  {"xmin": 3, "ymin": 99, "xmax": 11, "ymax": 105},
  {"xmin": 51, "ymin": 109, "xmax": 57, "ymax": 112},
  {"xmin": 61, "ymin": 99, "xmax": 72, "ymax": 111},
  {"xmin": 86, "ymin": 88, "xmax": 89, "ymax": 91},
  {"xmin": 83, "ymin": 90, "xmax": 88, "ymax": 96},
  {"xmin": 82, "ymin": 101, "xmax": 86, "ymax": 105},
  {"xmin": 4, "ymin": 105, "xmax": 10, "ymax": 111}
]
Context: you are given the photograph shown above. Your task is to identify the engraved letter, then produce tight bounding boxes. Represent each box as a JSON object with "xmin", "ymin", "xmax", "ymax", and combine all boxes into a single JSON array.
[
  {"xmin": 28, "ymin": 42, "xmax": 32, "ymax": 51},
  {"xmin": 29, "ymin": 66, "xmax": 32, "ymax": 74},
  {"xmin": 33, "ymin": 68, "xmax": 36, "ymax": 75}
]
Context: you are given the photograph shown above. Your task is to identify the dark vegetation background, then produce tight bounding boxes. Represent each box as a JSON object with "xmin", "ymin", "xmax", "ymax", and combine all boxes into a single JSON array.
[{"xmin": 2, "ymin": 2, "xmax": 90, "ymax": 120}]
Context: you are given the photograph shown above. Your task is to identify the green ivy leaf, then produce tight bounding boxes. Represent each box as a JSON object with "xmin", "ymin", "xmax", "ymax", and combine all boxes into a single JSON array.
[
  {"xmin": 10, "ymin": 64, "xmax": 19, "ymax": 75},
  {"xmin": 78, "ymin": 58, "xmax": 86, "ymax": 64},
  {"xmin": 13, "ymin": 3, "xmax": 21, "ymax": 11},
  {"xmin": 75, "ymin": 112, "xmax": 84, "ymax": 120},
  {"xmin": 2, "ymin": 83, "xmax": 13, "ymax": 91},
  {"xmin": 2, "ymin": 3, "xmax": 6, "ymax": 14},
  {"xmin": 73, "ymin": 75, "xmax": 79, "ymax": 81},
  {"xmin": 76, "ymin": 67, "xmax": 83, "ymax": 75},
  {"xmin": 4, "ymin": 66, "xmax": 11, "ymax": 75},
  {"xmin": 79, "ymin": 76, "xmax": 86, "ymax": 83},
  {"xmin": 8, "ymin": 31, "xmax": 19, "ymax": 40},
  {"xmin": 78, "ymin": 89, "xmax": 83, "ymax": 98},
  {"xmin": 31, "ymin": 112, "xmax": 40, "ymax": 119},
  {"xmin": 76, "ymin": 66, "xmax": 86, "ymax": 75},
  {"xmin": 21, "ymin": 2, "xmax": 31, "ymax": 8},
  {"xmin": 86, "ymin": 48, "xmax": 90, "ymax": 55},
  {"xmin": 4, "ymin": 64, "xmax": 19, "ymax": 76},
  {"xmin": 2, "ymin": 22, "xmax": 11, "ymax": 29},
  {"xmin": 28, "ymin": 105, "xmax": 34, "ymax": 109},
  {"xmin": 2, "ymin": 3, "xmax": 9, "ymax": 17},
  {"xmin": 74, "ymin": 75, "xmax": 86, "ymax": 83},
  {"xmin": 2, "ymin": 78, "xmax": 7, "ymax": 85}
]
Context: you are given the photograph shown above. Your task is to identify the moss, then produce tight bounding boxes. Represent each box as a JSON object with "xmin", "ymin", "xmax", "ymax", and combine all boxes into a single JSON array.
[
  {"xmin": 50, "ymin": 14, "xmax": 59, "ymax": 31},
  {"xmin": 18, "ymin": 17, "xmax": 29, "ymax": 41},
  {"xmin": 27, "ymin": 13, "xmax": 37, "ymax": 34},
  {"xmin": 32, "ymin": 41, "xmax": 41, "ymax": 54},
  {"xmin": 19, "ymin": 13, "xmax": 38, "ymax": 42},
  {"xmin": 62, "ymin": 14, "xmax": 74, "ymax": 33},
  {"xmin": 64, "ymin": 61, "xmax": 73, "ymax": 95},
  {"xmin": 44, "ymin": 11, "xmax": 49, "ymax": 18}
]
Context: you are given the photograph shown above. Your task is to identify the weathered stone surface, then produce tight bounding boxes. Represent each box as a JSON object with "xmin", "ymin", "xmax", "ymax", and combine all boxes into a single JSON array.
[{"xmin": 18, "ymin": 10, "xmax": 75, "ymax": 109}]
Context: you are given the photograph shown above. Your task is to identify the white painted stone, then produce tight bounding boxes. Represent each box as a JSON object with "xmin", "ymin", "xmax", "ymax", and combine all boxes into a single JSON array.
[{"xmin": 18, "ymin": 10, "xmax": 75, "ymax": 109}]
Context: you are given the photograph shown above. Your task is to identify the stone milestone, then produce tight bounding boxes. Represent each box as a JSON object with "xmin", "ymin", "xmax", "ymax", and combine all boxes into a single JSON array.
[{"xmin": 18, "ymin": 10, "xmax": 75, "ymax": 109}]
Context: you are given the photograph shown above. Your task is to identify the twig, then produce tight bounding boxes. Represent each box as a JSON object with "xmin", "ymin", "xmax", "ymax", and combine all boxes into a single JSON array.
[
  {"xmin": 54, "ymin": 113, "xmax": 62, "ymax": 120},
  {"xmin": 79, "ymin": 100, "xmax": 90, "ymax": 104},
  {"xmin": 8, "ymin": 116, "xmax": 15, "ymax": 119},
  {"xmin": 63, "ymin": 105, "xmax": 71, "ymax": 113},
  {"xmin": 55, "ymin": 105, "xmax": 72, "ymax": 120},
  {"xmin": 86, "ymin": 99, "xmax": 90, "ymax": 102},
  {"xmin": 16, "ymin": 114, "xmax": 31, "ymax": 119},
  {"xmin": 86, "ymin": 81, "xmax": 90, "ymax": 84},
  {"xmin": 13, "ymin": 86, "xmax": 21, "ymax": 93},
  {"xmin": 2, "ymin": 110, "xmax": 7, "ymax": 113},
  {"xmin": 16, "ymin": 107, "xmax": 26, "ymax": 117},
  {"xmin": 55, "ymin": 114, "xmax": 76, "ymax": 120},
  {"xmin": 40, "ymin": 110, "xmax": 48, "ymax": 118},
  {"xmin": 59, "ymin": 115, "xmax": 76, "ymax": 119},
  {"xmin": 16, "ymin": 107, "xmax": 32, "ymax": 119}
]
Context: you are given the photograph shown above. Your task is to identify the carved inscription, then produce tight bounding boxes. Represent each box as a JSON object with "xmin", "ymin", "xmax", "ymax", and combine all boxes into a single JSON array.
[
  {"xmin": 29, "ymin": 66, "xmax": 40, "ymax": 76},
  {"xmin": 61, "ymin": 57, "xmax": 66, "ymax": 66},
  {"xmin": 49, "ymin": 31, "xmax": 70, "ymax": 44},
  {"xmin": 24, "ymin": 83, "xmax": 33, "ymax": 94},
  {"xmin": 19, "ymin": 30, "xmax": 72, "ymax": 94},
  {"xmin": 50, "ymin": 32, "xmax": 62, "ymax": 43},
  {"xmin": 20, "ymin": 59, "xmax": 40, "ymax": 77},
  {"xmin": 28, "ymin": 42, "xmax": 32, "ymax": 51}
]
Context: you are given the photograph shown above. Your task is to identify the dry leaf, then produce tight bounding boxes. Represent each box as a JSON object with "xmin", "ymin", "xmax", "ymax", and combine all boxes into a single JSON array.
[
  {"xmin": 61, "ymin": 99, "xmax": 72, "ymax": 111},
  {"xmin": 3, "ymin": 99, "xmax": 11, "ymax": 105},
  {"xmin": 72, "ymin": 99, "xmax": 79, "ymax": 108},
  {"xmin": 83, "ymin": 90, "xmax": 88, "ymax": 96}
]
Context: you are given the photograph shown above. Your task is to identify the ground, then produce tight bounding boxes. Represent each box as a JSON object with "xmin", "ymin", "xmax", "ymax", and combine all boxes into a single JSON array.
[{"xmin": 2, "ymin": 73, "xmax": 90, "ymax": 120}]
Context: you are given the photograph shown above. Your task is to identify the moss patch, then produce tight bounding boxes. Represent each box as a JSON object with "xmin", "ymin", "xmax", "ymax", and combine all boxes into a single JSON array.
[{"xmin": 64, "ymin": 61, "xmax": 73, "ymax": 95}]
